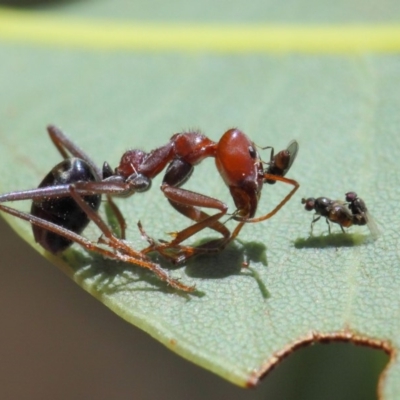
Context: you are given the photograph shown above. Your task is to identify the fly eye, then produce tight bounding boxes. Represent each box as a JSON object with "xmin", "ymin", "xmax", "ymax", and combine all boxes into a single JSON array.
[
  {"xmin": 345, "ymin": 191, "xmax": 357, "ymax": 202},
  {"xmin": 248, "ymin": 145, "xmax": 257, "ymax": 159},
  {"xmin": 302, "ymin": 197, "xmax": 315, "ymax": 211}
]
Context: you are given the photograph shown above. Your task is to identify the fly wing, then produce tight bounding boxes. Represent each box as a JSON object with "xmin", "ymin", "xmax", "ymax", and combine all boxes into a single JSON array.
[
  {"xmin": 365, "ymin": 210, "xmax": 381, "ymax": 239},
  {"xmin": 282, "ymin": 140, "xmax": 299, "ymax": 176}
]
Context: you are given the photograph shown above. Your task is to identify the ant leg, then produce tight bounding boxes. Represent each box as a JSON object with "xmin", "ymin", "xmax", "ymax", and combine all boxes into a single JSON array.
[
  {"xmin": 138, "ymin": 220, "xmax": 212, "ymax": 264},
  {"xmin": 215, "ymin": 221, "xmax": 245, "ymax": 250},
  {"xmin": 140, "ymin": 185, "xmax": 231, "ymax": 262},
  {"xmin": 161, "ymin": 158, "xmax": 230, "ymax": 240},
  {"xmin": 141, "ymin": 184, "xmax": 230, "ymax": 261},
  {"xmin": 139, "ymin": 157, "xmax": 230, "ymax": 261},
  {"xmin": 105, "ymin": 195, "xmax": 127, "ymax": 239},
  {"xmin": 0, "ymin": 179, "xmax": 137, "ymax": 204},
  {"xmin": 0, "ymin": 178, "xmax": 137, "ymax": 253},
  {"xmin": 48, "ymin": 126, "xmax": 127, "ymax": 236},
  {"xmin": 206, "ymin": 175, "xmax": 298, "ymax": 250},
  {"xmin": 144, "ymin": 174, "xmax": 298, "ymax": 263},
  {"xmin": 67, "ymin": 186, "xmax": 195, "ymax": 291},
  {"xmin": 0, "ymin": 202, "xmax": 193, "ymax": 293},
  {"xmin": 235, "ymin": 174, "xmax": 299, "ymax": 223},
  {"xmin": 47, "ymin": 125, "xmax": 102, "ymax": 178},
  {"xmin": 162, "ymin": 184, "xmax": 230, "ymax": 241},
  {"xmin": 47, "ymin": 125, "xmax": 70, "ymax": 159},
  {"xmin": 0, "ymin": 203, "xmax": 118, "ymax": 256},
  {"xmin": 153, "ymin": 174, "xmax": 297, "ymax": 260},
  {"xmin": 67, "ymin": 186, "xmax": 147, "ymax": 259},
  {"xmin": 145, "ymin": 211, "xmax": 230, "ymax": 262}
]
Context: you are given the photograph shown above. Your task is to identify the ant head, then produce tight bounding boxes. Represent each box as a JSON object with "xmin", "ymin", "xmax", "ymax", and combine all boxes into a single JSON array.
[
  {"xmin": 115, "ymin": 149, "xmax": 147, "ymax": 179},
  {"xmin": 216, "ymin": 129, "xmax": 264, "ymax": 219},
  {"xmin": 302, "ymin": 197, "xmax": 315, "ymax": 211},
  {"xmin": 126, "ymin": 174, "xmax": 152, "ymax": 193},
  {"xmin": 230, "ymin": 179, "xmax": 262, "ymax": 219}
]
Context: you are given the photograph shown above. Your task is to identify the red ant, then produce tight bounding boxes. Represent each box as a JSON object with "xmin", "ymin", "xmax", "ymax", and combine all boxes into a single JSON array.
[
  {"xmin": 0, "ymin": 126, "xmax": 299, "ymax": 292},
  {"xmin": 301, "ymin": 192, "xmax": 379, "ymax": 238},
  {"xmin": 133, "ymin": 128, "xmax": 299, "ymax": 263}
]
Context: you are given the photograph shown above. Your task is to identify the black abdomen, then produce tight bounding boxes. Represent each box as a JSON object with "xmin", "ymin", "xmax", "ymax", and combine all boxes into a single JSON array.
[{"xmin": 31, "ymin": 158, "xmax": 101, "ymax": 253}]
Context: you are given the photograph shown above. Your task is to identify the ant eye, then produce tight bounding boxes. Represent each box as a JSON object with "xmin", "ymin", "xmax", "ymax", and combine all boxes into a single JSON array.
[{"xmin": 248, "ymin": 146, "xmax": 257, "ymax": 159}]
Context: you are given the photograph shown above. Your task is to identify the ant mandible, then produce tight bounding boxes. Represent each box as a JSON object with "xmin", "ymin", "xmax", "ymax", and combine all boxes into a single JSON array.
[
  {"xmin": 0, "ymin": 126, "xmax": 194, "ymax": 292},
  {"xmin": 301, "ymin": 192, "xmax": 379, "ymax": 238},
  {"xmin": 133, "ymin": 128, "xmax": 300, "ymax": 263}
]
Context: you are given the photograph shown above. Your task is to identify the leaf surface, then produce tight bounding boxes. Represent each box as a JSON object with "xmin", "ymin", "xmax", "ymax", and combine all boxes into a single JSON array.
[{"xmin": 0, "ymin": 4, "xmax": 399, "ymax": 397}]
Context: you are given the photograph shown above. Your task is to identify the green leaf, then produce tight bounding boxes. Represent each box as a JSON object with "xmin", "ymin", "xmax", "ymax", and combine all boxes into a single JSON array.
[{"xmin": 0, "ymin": 4, "xmax": 399, "ymax": 398}]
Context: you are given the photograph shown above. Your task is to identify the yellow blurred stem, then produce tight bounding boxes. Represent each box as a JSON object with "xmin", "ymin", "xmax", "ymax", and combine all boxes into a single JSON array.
[{"xmin": 0, "ymin": 7, "xmax": 400, "ymax": 53}]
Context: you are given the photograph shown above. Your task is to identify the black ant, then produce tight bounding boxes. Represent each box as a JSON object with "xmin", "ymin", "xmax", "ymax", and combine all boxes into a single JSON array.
[
  {"xmin": 301, "ymin": 192, "xmax": 379, "ymax": 238},
  {"xmin": 0, "ymin": 126, "xmax": 194, "ymax": 292}
]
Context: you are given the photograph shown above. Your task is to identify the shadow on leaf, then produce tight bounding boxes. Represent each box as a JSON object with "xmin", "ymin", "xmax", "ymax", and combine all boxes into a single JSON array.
[
  {"xmin": 181, "ymin": 238, "xmax": 270, "ymax": 298},
  {"xmin": 181, "ymin": 238, "xmax": 268, "ymax": 279},
  {"xmin": 59, "ymin": 249, "xmax": 194, "ymax": 298},
  {"xmin": 294, "ymin": 232, "xmax": 372, "ymax": 249},
  {"xmin": 53, "ymin": 236, "xmax": 269, "ymax": 297}
]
